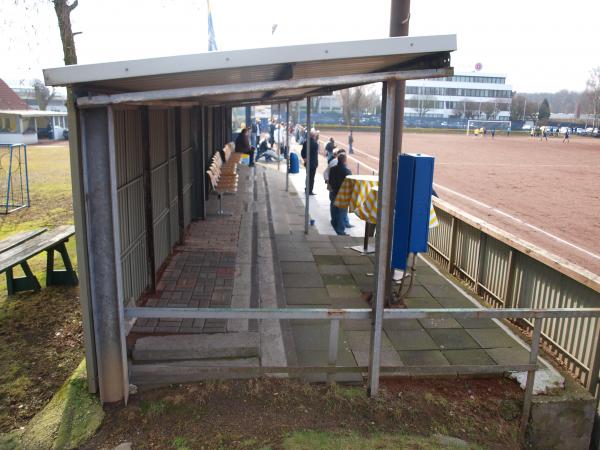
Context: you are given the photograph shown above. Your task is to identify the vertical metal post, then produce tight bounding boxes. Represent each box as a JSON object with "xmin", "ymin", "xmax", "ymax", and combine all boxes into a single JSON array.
[
  {"xmin": 520, "ymin": 317, "xmax": 543, "ymax": 442},
  {"xmin": 448, "ymin": 216, "xmax": 457, "ymax": 272},
  {"xmin": 80, "ymin": 106, "xmax": 128, "ymax": 403},
  {"xmin": 327, "ymin": 319, "xmax": 340, "ymax": 385},
  {"xmin": 368, "ymin": 80, "xmax": 397, "ymax": 397},
  {"xmin": 141, "ymin": 107, "xmax": 156, "ymax": 292},
  {"xmin": 502, "ymin": 249, "xmax": 516, "ymax": 308},
  {"xmin": 174, "ymin": 108, "xmax": 185, "ymax": 243},
  {"xmin": 67, "ymin": 90, "xmax": 98, "ymax": 394},
  {"xmin": 474, "ymin": 232, "xmax": 487, "ymax": 295},
  {"xmin": 23, "ymin": 145, "xmax": 30, "ymax": 207},
  {"xmin": 285, "ymin": 101, "xmax": 290, "ymax": 192},
  {"xmin": 304, "ymin": 97, "xmax": 311, "ymax": 234}
]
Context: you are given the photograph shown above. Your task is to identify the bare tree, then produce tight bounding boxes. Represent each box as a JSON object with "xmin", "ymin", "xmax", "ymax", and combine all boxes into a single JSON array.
[
  {"xmin": 53, "ymin": 0, "xmax": 79, "ymax": 65},
  {"xmin": 416, "ymin": 96, "xmax": 435, "ymax": 117},
  {"xmin": 337, "ymin": 87, "xmax": 370, "ymax": 125},
  {"xmin": 31, "ymin": 79, "xmax": 56, "ymax": 110},
  {"xmin": 585, "ymin": 67, "xmax": 600, "ymax": 128}
]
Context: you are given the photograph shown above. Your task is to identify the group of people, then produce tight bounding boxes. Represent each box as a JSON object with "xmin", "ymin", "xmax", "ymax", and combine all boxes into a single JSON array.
[
  {"xmin": 301, "ymin": 133, "xmax": 353, "ymax": 235},
  {"xmin": 235, "ymin": 118, "xmax": 289, "ymax": 165}
]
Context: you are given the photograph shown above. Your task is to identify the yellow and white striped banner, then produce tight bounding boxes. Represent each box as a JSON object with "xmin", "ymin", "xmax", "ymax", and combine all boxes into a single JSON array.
[{"xmin": 333, "ymin": 175, "xmax": 378, "ymax": 213}]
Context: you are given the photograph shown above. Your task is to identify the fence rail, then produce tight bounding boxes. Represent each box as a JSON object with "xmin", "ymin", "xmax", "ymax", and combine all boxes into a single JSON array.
[
  {"xmin": 428, "ymin": 197, "xmax": 600, "ymax": 394},
  {"xmin": 125, "ymin": 305, "xmax": 600, "ymax": 438}
]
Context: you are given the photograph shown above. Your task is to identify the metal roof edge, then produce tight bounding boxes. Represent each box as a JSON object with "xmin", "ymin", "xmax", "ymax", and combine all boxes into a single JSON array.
[{"xmin": 43, "ymin": 34, "xmax": 457, "ymax": 87}]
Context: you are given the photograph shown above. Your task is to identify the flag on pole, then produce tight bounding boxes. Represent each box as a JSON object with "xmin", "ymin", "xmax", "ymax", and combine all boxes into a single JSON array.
[{"xmin": 207, "ymin": 0, "xmax": 218, "ymax": 51}]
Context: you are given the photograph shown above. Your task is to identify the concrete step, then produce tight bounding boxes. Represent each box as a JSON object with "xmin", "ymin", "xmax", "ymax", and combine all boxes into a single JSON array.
[
  {"xmin": 132, "ymin": 332, "xmax": 259, "ymax": 362},
  {"xmin": 130, "ymin": 357, "xmax": 261, "ymax": 385}
]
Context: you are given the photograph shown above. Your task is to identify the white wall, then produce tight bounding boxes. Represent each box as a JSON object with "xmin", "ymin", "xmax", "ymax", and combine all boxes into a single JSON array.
[{"xmin": 0, "ymin": 132, "xmax": 38, "ymax": 145}]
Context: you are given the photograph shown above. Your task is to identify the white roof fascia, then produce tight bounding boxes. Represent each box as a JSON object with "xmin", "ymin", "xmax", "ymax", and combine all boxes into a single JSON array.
[
  {"xmin": 44, "ymin": 34, "xmax": 456, "ymax": 86},
  {"xmin": 0, "ymin": 110, "xmax": 68, "ymax": 117}
]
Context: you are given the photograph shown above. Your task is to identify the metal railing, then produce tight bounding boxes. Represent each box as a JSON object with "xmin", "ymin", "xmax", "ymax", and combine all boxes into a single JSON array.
[
  {"xmin": 125, "ymin": 305, "xmax": 600, "ymax": 438},
  {"xmin": 428, "ymin": 197, "xmax": 600, "ymax": 395}
]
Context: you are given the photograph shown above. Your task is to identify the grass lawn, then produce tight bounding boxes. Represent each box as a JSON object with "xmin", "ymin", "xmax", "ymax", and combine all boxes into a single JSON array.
[
  {"xmin": 84, "ymin": 377, "xmax": 522, "ymax": 449},
  {"xmin": 0, "ymin": 142, "xmax": 83, "ymax": 433}
]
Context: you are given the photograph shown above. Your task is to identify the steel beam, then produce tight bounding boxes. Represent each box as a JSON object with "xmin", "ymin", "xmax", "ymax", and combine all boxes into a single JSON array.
[{"xmin": 80, "ymin": 106, "xmax": 128, "ymax": 403}]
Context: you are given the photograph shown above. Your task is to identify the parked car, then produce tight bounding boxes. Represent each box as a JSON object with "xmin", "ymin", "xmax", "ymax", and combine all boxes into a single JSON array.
[{"xmin": 576, "ymin": 128, "xmax": 586, "ymax": 135}]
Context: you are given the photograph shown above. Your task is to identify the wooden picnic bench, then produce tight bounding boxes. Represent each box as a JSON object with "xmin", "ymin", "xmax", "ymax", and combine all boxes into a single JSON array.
[
  {"xmin": 0, "ymin": 225, "xmax": 78, "ymax": 295},
  {"xmin": 206, "ymin": 144, "xmax": 240, "ymax": 215}
]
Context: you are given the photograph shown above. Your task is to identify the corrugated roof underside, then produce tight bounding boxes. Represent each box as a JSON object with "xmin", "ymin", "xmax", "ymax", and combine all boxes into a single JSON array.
[{"xmin": 78, "ymin": 54, "xmax": 422, "ymax": 94}]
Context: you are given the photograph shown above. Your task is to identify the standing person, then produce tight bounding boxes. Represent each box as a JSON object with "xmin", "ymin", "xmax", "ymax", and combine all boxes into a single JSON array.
[
  {"xmin": 348, "ymin": 129, "xmax": 354, "ymax": 154},
  {"xmin": 563, "ymin": 128, "xmax": 570, "ymax": 143},
  {"xmin": 507, "ymin": 126, "xmax": 511, "ymax": 136},
  {"xmin": 269, "ymin": 119, "xmax": 276, "ymax": 148},
  {"xmin": 491, "ymin": 128, "xmax": 496, "ymax": 139},
  {"xmin": 234, "ymin": 127, "xmax": 255, "ymax": 167},
  {"xmin": 324, "ymin": 150, "xmax": 353, "ymax": 229},
  {"xmin": 301, "ymin": 130, "xmax": 319, "ymax": 195},
  {"xmin": 325, "ymin": 137, "xmax": 336, "ymax": 162},
  {"xmin": 250, "ymin": 119, "xmax": 260, "ymax": 148},
  {"xmin": 328, "ymin": 153, "xmax": 352, "ymax": 235}
]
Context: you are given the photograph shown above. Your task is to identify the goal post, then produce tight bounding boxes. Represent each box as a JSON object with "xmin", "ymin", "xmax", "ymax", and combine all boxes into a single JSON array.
[{"xmin": 466, "ymin": 120, "xmax": 511, "ymax": 135}]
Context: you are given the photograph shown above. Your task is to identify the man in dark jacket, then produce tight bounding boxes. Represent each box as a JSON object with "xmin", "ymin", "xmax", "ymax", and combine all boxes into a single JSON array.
[
  {"xmin": 234, "ymin": 128, "xmax": 255, "ymax": 166},
  {"xmin": 301, "ymin": 131, "xmax": 319, "ymax": 195},
  {"xmin": 328, "ymin": 153, "xmax": 352, "ymax": 235},
  {"xmin": 325, "ymin": 137, "xmax": 336, "ymax": 162}
]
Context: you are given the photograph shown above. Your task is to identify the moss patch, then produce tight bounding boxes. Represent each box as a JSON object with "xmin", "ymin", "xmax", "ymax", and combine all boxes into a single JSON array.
[{"xmin": 19, "ymin": 360, "xmax": 104, "ymax": 450}]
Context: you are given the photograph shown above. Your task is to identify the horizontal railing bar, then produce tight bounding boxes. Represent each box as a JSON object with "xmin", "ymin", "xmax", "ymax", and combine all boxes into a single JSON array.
[
  {"xmin": 131, "ymin": 364, "xmax": 536, "ymax": 375},
  {"xmin": 125, "ymin": 306, "xmax": 600, "ymax": 321}
]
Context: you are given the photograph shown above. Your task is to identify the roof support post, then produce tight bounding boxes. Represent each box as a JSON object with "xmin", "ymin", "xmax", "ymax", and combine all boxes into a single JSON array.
[
  {"xmin": 141, "ymin": 106, "xmax": 156, "ymax": 292},
  {"xmin": 79, "ymin": 106, "xmax": 128, "ymax": 403},
  {"xmin": 367, "ymin": 81, "xmax": 395, "ymax": 397},
  {"xmin": 67, "ymin": 90, "xmax": 98, "ymax": 394},
  {"xmin": 304, "ymin": 96, "xmax": 311, "ymax": 234},
  {"xmin": 285, "ymin": 101, "xmax": 290, "ymax": 192},
  {"xmin": 174, "ymin": 107, "xmax": 185, "ymax": 243},
  {"xmin": 191, "ymin": 106, "xmax": 205, "ymax": 220}
]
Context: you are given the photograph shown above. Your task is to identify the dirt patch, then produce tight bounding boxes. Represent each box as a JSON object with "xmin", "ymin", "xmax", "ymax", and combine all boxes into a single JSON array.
[
  {"xmin": 0, "ymin": 286, "xmax": 83, "ymax": 433},
  {"xmin": 84, "ymin": 377, "xmax": 522, "ymax": 449}
]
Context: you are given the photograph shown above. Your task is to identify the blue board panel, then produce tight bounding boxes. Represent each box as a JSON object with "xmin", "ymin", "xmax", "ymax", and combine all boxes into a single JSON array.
[{"xmin": 391, "ymin": 153, "xmax": 434, "ymax": 270}]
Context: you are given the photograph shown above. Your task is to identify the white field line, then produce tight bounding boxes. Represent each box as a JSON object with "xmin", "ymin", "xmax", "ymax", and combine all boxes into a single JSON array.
[
  {"xmin": 320, "ymin": 135, "xmax": 600, "ymax": 261},
  {"xmin": 432, "ymin": 183, "xmax": 600, "ymax": 262}
]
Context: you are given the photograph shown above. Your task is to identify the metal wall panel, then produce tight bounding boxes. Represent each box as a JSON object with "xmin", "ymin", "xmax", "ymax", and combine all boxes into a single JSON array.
[
  {"xmin": 167, "ymin": 110, "xmax": 179, "ymax": 247},
  {"xmin": 428, "ymin": 202, "xmax": 600, "ymax": 392},
  {"xmin": 113, "ymin": 109, "xmax": 149, "ymax": 305},
  {"xmin": 149, "ymin": 109, "xmax": 172, "ymax": 271}
]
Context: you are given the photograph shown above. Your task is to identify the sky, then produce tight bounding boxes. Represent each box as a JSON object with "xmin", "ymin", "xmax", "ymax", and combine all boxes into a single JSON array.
[{"xmin": 2, "ymin": 0, "xmax": 599, "ymax": 93}]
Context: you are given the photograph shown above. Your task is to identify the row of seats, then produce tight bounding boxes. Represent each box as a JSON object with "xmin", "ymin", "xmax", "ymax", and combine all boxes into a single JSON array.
[{"xmin": 206, "ymin": 143, "xmax": 239, "ymax": 215}]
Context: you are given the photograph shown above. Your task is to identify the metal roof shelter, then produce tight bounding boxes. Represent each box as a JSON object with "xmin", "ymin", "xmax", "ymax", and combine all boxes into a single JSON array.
[{"xmin": 44, "ymin": 34, "xmax": 456, "ymax": 403}]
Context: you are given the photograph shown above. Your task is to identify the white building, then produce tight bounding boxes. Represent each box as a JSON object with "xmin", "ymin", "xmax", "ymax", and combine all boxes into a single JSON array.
[{"xmin": 405, "ymin": 73, "xmax": 512, "ymax": 120}]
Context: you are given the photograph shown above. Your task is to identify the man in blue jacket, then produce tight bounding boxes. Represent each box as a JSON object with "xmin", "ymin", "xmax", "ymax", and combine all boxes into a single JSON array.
[{"xmin": 301, "ymin": 130, "xmax": 319, "ymax": 195}]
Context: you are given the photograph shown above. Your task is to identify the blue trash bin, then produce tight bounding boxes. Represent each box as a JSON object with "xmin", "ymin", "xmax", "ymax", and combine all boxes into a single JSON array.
[{"xmin": 289, "ymin": 152, "xmax": 300, "ymax": 174}]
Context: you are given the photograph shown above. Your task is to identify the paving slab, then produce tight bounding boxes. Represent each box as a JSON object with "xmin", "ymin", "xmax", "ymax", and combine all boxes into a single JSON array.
[
  {"xmin": 314, "ymin": 255, "xmax": 344, "ymax": 265},
  {"xmin": 285, "ymin": 287, "xmax": 331, "ymax": 305},
  {"xmin": 321, "ymin": 274, "xmax": 356, "ymax": 285},
  {"xmin": 423, "ymin": 284, "xmax": 465, "ymax": 298},
  {"xmin": 283, "ymin": 272, "xmax": 324, "ymax": 288},
  {"xmin": 485, "ymin": 347, "xmax": 531, "ymax": 365},
  {"xmin": 442, "ymin": 349, "xmax": 496, "ymax": 365},
  {"xmin": 386, "ymin": 329, "xmax": 439, "ymax": 351},
  {"xmin": 398, "ymin": 350, "xmax": 450, "ymax": 366},
  {"xmin": 383, "ymin": 319, "xmax": 424, "ymax": 331},
  {"xmin": 427, "ymin": 329, "xmax": 481, "ymax": 350},
  {"xmin": 347, "ymin": 264, "xmax": 375, "ymax": 274},
  {"xmin": 317, "ymin": 265, "xmax": 350, "ymax": 275},
  {"xmin": 292, "ymin": 324, "xmax": 346, "ymax": 351},
  {"xmin": 278, "ymin": 250, "xmax": 315, "ymax": 262},
  {"xmin": 342, "ymin": 319, "xmax": 372, "ymax": 331},
  {"xmin": 404, "ymin": 285, "xmax": 437, "ymax": 299},
  {"xmin": 342, "ymin": 255, "xmax": 372, "ymax": 265},
  {"xmin": 133, "ymin": 332, "xmax": 259, "ymax": 361},
  {"xmin": 295, "ymin": 349, "xmax": 361, "ymax": 383},
  {"xmin": 279, "ymin": 261, "xmax": 320, "ymax": 274},
  {"xmin": 418, "ymin": 317, "xmax": 462, "ymax": 329},
  {"xmin": 332, "ymin": 297, "xmax": 370, "ymax": 308},
  {"xmin": 404, "ymin": 297, "xmax": 442, "ymax": 309},
  {"xmin": 456, "ymin": 318, "xmax": 498, "ymax": 329},
  {"xmin": 466, "ymin": 328, "xmax": 522, "ymax": 348},
  {"xmin": 326, "ymin": 284, "xmax": 362, "ymax": 299}
]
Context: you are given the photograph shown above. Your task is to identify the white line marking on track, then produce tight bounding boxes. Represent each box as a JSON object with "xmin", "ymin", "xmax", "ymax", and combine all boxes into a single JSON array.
[
  {"xmin": 433, "ymin": 183, "xmax": 600, "ymax": 261},
  {"xmin": 320, "ymin": 134, "xmax": 600, "ymax": 261}
]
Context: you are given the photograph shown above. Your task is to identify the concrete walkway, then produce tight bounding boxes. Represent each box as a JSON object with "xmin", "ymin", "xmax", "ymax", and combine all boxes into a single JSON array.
[{"xmin": 128, "ymin": 158, "xmax": 557, "ymax": 387}]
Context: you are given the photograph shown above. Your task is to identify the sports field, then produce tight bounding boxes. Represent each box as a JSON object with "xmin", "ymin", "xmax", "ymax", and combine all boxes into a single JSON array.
[{"xmin": 321, "ymin": 130, "xmax": 600, "ymax": 275}]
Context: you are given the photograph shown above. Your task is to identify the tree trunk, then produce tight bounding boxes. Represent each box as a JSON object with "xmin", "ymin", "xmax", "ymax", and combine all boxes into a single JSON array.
[{"xmin": 53, "ymin": 0, "xmax": 78, "ymax": 65}]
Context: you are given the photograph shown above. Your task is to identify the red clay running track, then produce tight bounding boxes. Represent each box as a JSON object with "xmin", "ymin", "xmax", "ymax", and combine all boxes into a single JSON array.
[{"xmin": 320, "ymin": 130, "xmax": 600, "ymax": 275}]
